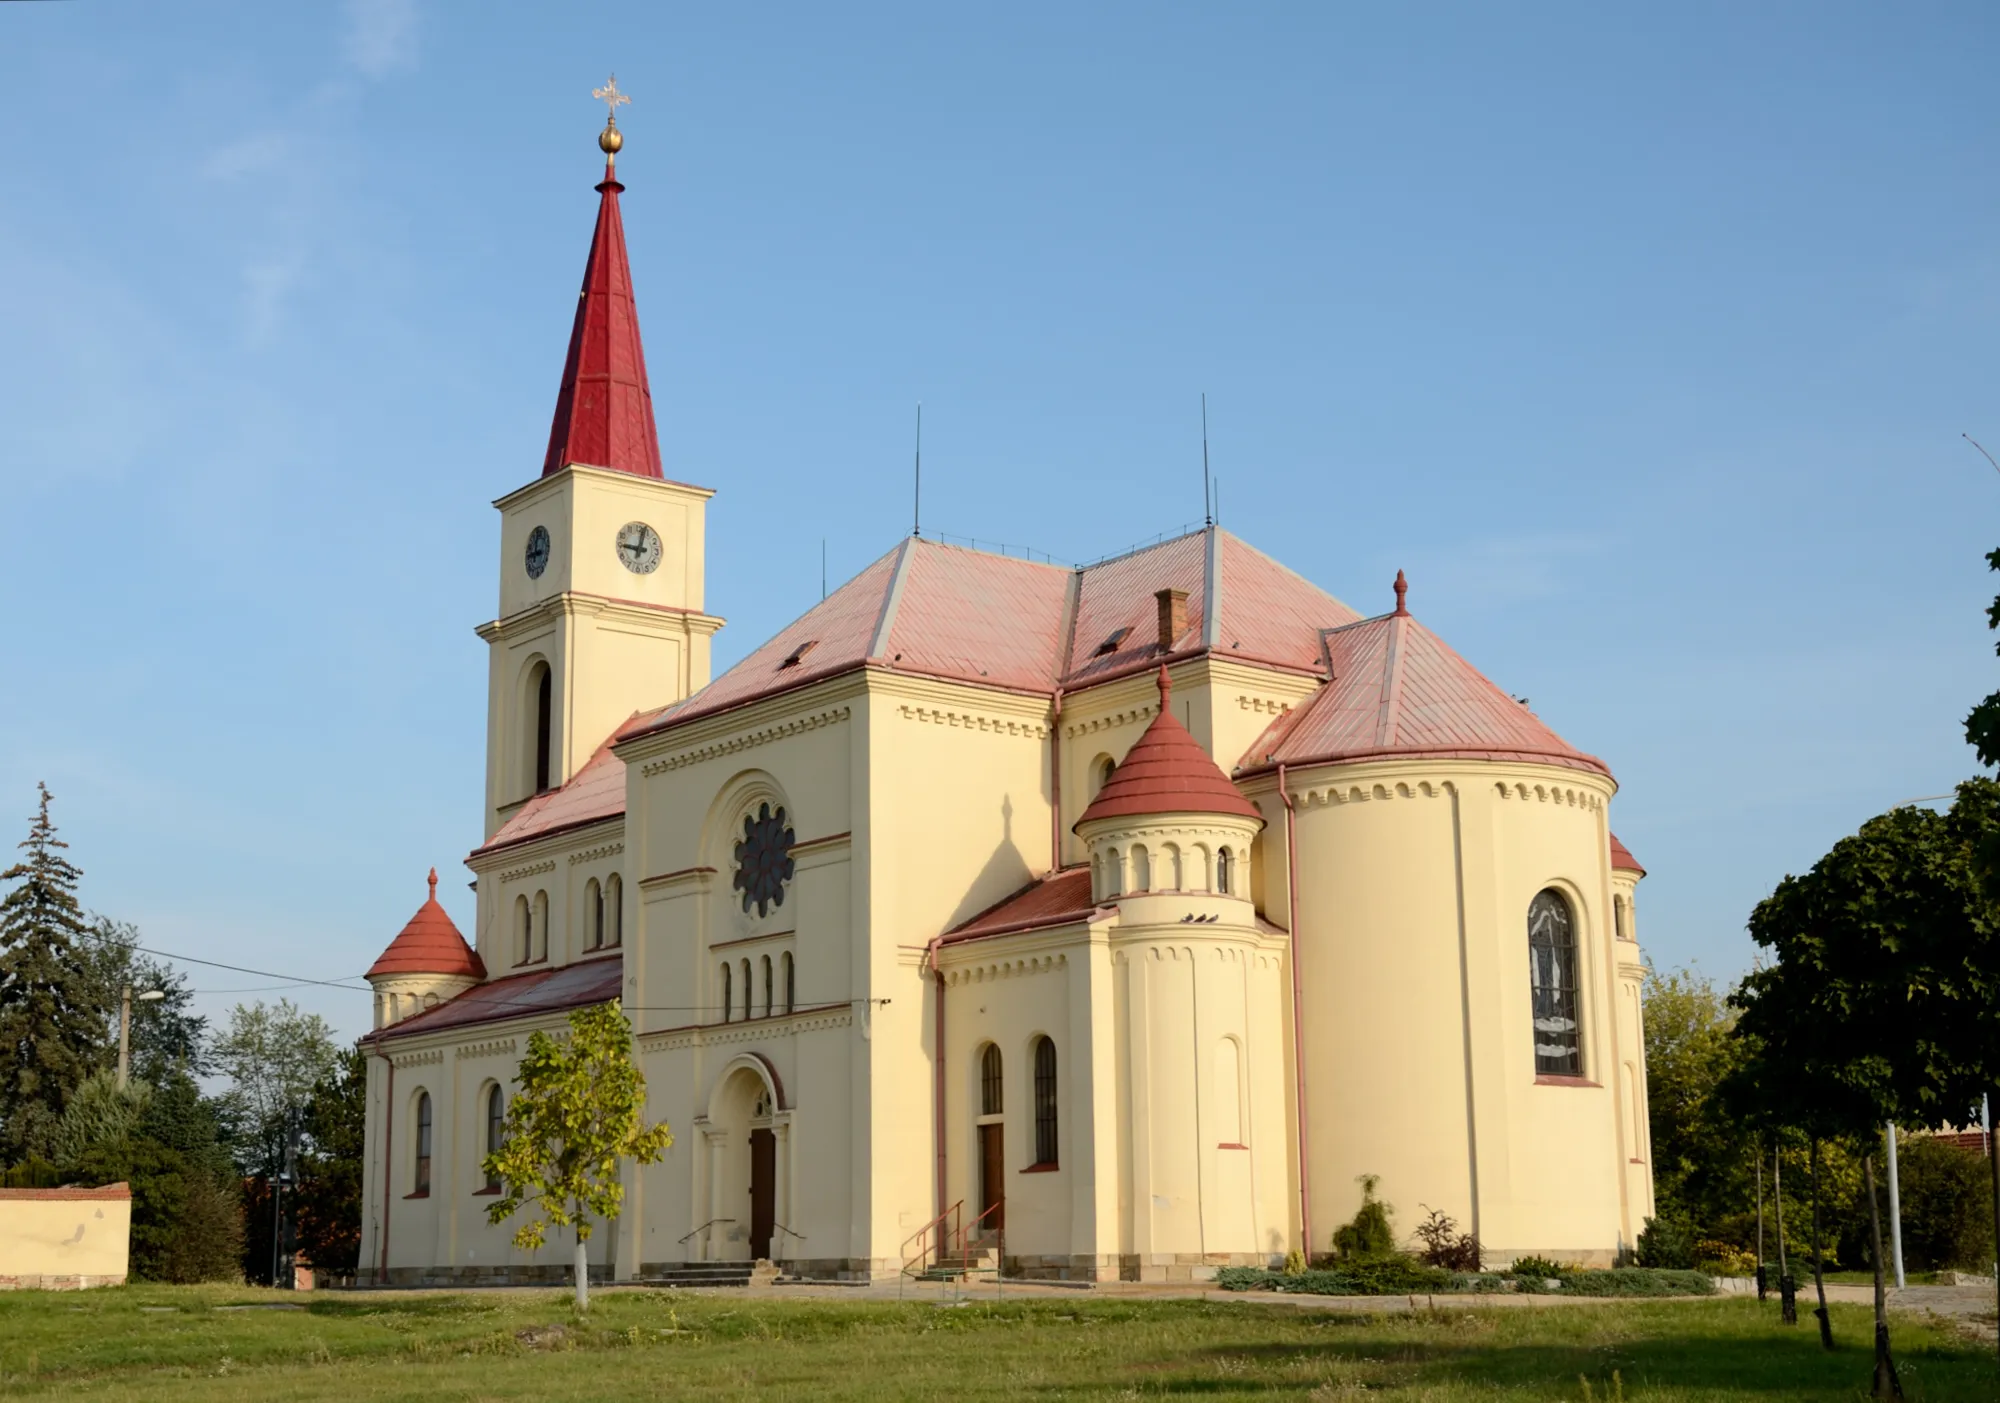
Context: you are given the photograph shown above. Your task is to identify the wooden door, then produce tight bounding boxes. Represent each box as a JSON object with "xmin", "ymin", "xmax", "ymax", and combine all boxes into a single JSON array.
[
  {"xmin": 977, "ymin": 1123, "xmax": 1005, "ymax": 1232},
  {"xmin": 749, "ymin": 1128, "xmax": 776, "ymax": 1260}
]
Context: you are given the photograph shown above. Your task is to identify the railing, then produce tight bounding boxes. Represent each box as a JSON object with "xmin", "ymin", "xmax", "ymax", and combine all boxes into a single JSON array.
[
  {"xmin": 677, "ymin": 1217, "xmax": 736, "ymax": 1247},
  {"xmin": 900, "ymin": 1199, "xmax": 1005, "ymax": 1282},
  {"xmin": 772, "ymin": 1224, "xmax": 807, "ymax": 1244}
]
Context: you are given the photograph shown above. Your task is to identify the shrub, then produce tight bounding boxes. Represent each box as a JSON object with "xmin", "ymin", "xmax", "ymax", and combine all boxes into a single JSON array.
[
  {"xmin": 1550, "ymin": 1268, "xmax": 1714, "ymax": 1297},
  {"xmin": 1505, "ymin": 1255, "xmax": 1573, "ymax": 1281},
  {"xmin": 1414, "ymin": 1206, "xmax": 1482, "ymax": 1271},
  {"xmin": 1893, "ymin": 1135, "xmax": 1995, "ymax": 1271},
  {"xmin": 1330, "ymin": 1173, "xmax": 1397, "ymax": 1260},
  {"xmin": 1635, "ymin": 1216, "xmax": 1696, "ymax": 1269},
  {"xmin": 1695, "ymin": 1238, "xmax": 1756, "ymax": 1277}
]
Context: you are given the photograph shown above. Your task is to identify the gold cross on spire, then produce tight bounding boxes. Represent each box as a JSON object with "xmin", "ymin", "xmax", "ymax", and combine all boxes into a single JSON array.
[{"xmin": 592, "ymin": 74, "xmax": 631, "ymax": 159}]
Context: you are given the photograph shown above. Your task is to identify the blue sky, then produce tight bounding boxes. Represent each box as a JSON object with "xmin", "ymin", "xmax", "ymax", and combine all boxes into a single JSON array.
[{"xmin": 2, "ymin": 2, "xmax": 1996, "ymax": 1045}]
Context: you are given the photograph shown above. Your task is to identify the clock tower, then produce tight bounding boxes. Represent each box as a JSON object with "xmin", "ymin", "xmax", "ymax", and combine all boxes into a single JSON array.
[{"xmin": 477, "ymin": 107, "xmax": 723, "ymax": 838}]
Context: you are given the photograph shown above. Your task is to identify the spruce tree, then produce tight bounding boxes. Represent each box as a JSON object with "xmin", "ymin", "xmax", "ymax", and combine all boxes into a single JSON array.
[{"xmin": 0, "ymin": 784, "xmax": 105, "ymax": 1161}]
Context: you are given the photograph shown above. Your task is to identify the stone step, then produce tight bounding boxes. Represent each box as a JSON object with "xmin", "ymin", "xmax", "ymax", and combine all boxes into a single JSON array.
[{"xmin": 643, "ymin": 1258, "xmax": 784, "ymax": 1289}]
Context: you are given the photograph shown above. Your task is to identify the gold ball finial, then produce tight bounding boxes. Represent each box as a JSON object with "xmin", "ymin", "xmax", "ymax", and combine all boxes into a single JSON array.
[
  {"xmin": 598, "ymin": 124, "xmax": 624, "ymax": 155},
  {"xmin": 592, "ymin": 74, "xmax": 632, "ymax": 160}
]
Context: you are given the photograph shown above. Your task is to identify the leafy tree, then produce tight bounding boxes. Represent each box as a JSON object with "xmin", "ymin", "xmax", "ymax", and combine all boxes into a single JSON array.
[
  {"xmin": 50, "ymin": 1069, "xmax": 151, "ymax": 1168},
  {"xmin": 1881, "ymin": 1134, "xmax": 1993, "ymax": 1272},
  {"xmin": 65, "ymin": 1133, "xmax": 242, "ymax": 1283},
  {"xmin": 0, "ymin": 784, "xmax": 105, "ymax": 1161},
  {"xmin": 76, "ymin": 919, "xmax": 207, "ymax": 1081},
  {"xmin": 1643, "ymin": 966, "xmax": 1748, "ymax": 1233},
  {"xmin": 293, "ymin": 1045, "xmax": 367, "ymax": 1279},
  {"xmin": 482, "ymin": 1001, "xmax": 672, "ymax": 1310},
  {"xmin": 211, "ymin": 998, "xmax": 339, "ymax": 1176}
]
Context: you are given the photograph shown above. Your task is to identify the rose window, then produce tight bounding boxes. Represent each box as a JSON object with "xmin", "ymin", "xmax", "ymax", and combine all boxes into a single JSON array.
[{"xmin": 733, "ymin": 803, "xmax": 796, "ymax": 918}]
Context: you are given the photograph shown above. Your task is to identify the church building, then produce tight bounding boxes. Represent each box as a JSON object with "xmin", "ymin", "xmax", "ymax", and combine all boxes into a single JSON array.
[{"xmin": 356, "ymin": 115, "xmax": 1655, "ymax": 1284}]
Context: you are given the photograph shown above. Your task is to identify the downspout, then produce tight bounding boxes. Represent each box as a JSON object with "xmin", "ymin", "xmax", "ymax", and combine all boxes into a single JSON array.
[
  {"xmin": 1279, "ymin": 763, "xmax": 1313, "ymax": 1259},
  {"xmin": 1050, "ymin": 688, "xmax": 1064, "ymax": 872},
  {"xmin": 927, "ymin": 936, "xmax": 948, "ymax": 1220},
  {"xmin": 378, "ymin": 1053, "xmax": 395, "ymax": 1284}
]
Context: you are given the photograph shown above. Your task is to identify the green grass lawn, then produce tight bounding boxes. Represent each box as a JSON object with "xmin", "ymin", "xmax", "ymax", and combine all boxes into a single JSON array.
[{"xmin": 0, "ymin": 1285, "xmax": 1992, "ymax": 1401}]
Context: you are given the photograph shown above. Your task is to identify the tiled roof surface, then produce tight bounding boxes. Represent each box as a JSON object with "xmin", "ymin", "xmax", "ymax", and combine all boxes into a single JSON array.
[
  {"xmin": 1078, "ymin": 668, "xmax": 1264, "ymax": 825},
  {"xmin": 1242, "ymin": 609, "xmax": 1608, "ymax": 777},
  {"xmin": 473, "ymin": 733, "xmax": 627, "ymax": 858},
  {"xmin": 541, "ymin": 160, "xmax": 664, "ymax": 481},
  {"xmin": 364, "ymin": 957, "xmax": 622, "ymax": 1044},
  {"xmin": 1609, "ymin": 834, "xmax": 1645, "ymax": 875},
  {"xmin": 944, "ymin": 866, "xmax": 1098, "ymax": 941},
  {"xmin": 367, "ymin": 869, "xmax": 487, "ymax": 980},
  {"xmin": 628, "ymin": 528, "xmax": 1361, "ymax": 746}
]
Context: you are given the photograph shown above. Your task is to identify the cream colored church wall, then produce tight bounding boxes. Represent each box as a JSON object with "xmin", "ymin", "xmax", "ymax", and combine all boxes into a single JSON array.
[{"xmin": 1244, "ymin": 758, "xmax": 1640, "ymax": 1266}]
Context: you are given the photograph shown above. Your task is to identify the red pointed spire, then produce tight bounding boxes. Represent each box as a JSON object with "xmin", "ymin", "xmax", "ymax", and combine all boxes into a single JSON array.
[{"xmin": 541, "ymin": 128, "xmax": 664, "ymax": 480}]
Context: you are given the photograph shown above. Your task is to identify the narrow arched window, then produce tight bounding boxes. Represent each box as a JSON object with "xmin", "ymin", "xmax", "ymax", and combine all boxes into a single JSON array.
[
  {"xmin": 515, "ymin": 895, "xmax": 532, "ymax": 965},
  {"xmin": 980, "ymin": 1044, "xmax": 1003, "ymax": 1116},
  {"xmin": 607, "ymin": 874, "xmax": 623, "ymax": 946},
  {"xmin": 740, "ymin": 959, "xmax": 753, "ymax": 1021},
  {"xmin": 760, "ymin": 955, "xmax": 773, "ymax": 1018},
  {"xmin": 1099, "ymin": 757, "xmax": 1117, "ymax": 792},
  {"xmin": 1216, "ymin": 847, "xmax": 1234, "ymax": 896},
  {"xmin": 586, "ymin": 878, "xmax": 603, "ymax": 950},
  {"xmin": 484, "ymin": 1086, "xmax": 505, "ymax": 1191},
  {"xmin": 1614, "ymin": 895, "xmax": 1630, "ymax": 941},
  {"xmin": 782, "ymin": 951, "xmax": 795, "ymax": 1014},
  {"xmin": 1104, "ymin": 849, "xmax": 1122, "ymax": 898},
  {"xmin": 1528, "ymin": 889, "xmax": 1582, "ymax": 1076},
  {"xmin": 533, "ymin": 663, "xmax": 553, "ymax": 793},
  {"xmin": 720, "ymin": 963, "xmax": 732, "ymax": 1022},
  {"xmin": 1164, "ymin": 843, "xmax": 1183, "ymax": 891},
  {"xmin": 1131, "ymin": 845, "xmax": 1151, "ymax": 893},
  {"xmin": 1032, "ymin": 1037, "xmax": 1058, "ymax": 1166},
  {"xmin": 414, "ymin": 1092, "xmax": 433, "ymax": 1195},
  {"xmin": 532, "ymin": 890, "xmax": 548, "ymax": 963}
]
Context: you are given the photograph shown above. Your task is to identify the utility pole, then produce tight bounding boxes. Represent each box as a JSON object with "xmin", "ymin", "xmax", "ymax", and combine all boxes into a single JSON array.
[{"xmin": 116, "ymin": 986, "xmax": 165, "ymax": 1090}]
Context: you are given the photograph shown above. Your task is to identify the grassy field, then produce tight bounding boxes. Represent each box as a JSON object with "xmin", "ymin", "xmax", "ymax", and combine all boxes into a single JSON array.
[{"xmin": 0, "ymin": 1285, "xmax": 1993, "ymax": 1401}]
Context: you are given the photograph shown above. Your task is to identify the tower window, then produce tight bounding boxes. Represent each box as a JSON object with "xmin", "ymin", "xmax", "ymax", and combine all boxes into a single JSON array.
[
  {"xmin": 1031, "ymin": 1037, "xmax": 1058, "ymax": 1167},
  {"xmin": 515, "ymin": 895, "xmax": 532, "ymax": 966},
  {"xmin": 607, "ymin": 874, "xmax": 623, "ymax": 947},
  {"xmin": 533, "ymin": 663, "xmax": 553, "ymax": 794},
  {"xmin": 980, "ymin": 1044, "xmax": 1003, "ymax": 1117},
  {"xmin": 414, "ymin": 1091, "xmax": 433, "ymax": 1196},
  {"xmin": 1528, "ymin": 889, "xmax": 1582, "ymax": 1076},
  {"xmin": 531, "ymin": 891, "xmax": 548, "ymax": 963},
  {"xmin": 1217, "ymin": 847, "xmax": 1234, "ymax": 896},
  {"xmin": 587, "ymin": 878, "xmax": 603, "ymax": 950}
]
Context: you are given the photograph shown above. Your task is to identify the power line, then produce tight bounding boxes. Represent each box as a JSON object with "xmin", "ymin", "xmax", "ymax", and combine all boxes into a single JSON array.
[{"xmin": 77, "ymin": 924, "xmax": 371, "ymax": 992}]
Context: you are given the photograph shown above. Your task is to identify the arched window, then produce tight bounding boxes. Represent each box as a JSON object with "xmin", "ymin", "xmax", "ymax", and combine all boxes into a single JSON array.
[
  {"xmin": 1099, "ymin": 756, "xmax": 1117, "ymax": 792},
  {"xmin": 414, "ymin": 1091, "xmax": 433, "ymax": 1195},
  {"xmin": 782, "ymin": 951, "xmax": 795, "ymax": 1014},
  {"xmin": 1614, "ymin": 895, "xmax": 1630, "ymax": 941},
  {"xmin": 1216, "ymin": 847, "xmax": 1234, "ymax": 896},
  {"xmin": 1528, "ymin": 889, "xmax": 1582, "ymax": 1076},
  {"xmin": 1104, "ymin": 849, "xmax": 1122, "ymax": 898},
  {"xmin": 531, "ymin": 890, "xmax": 548, "ymax": 963},
  {"xmin": 1163, "ymin": 843, "xmax": 1183, "ymax": 891},
  {"xmin": 532, "ymin": 662, "xmax": 553, "ymax": 794},
  {"xmin": 760, "ymin": 955, "xmax": 773, "ymax": 1018},
  {"xmin": 980, "ymin": 1044, "xmax": 1003, "ymax": 1116},
  {"xmin": 1031, "ymin": 1037, "xmax": 1058, "ymax": 1166},
  {"xmin": 607, "ymin": 874, "xmax": 623, "ymax": 947},
  {"xmin": 586, "ymin": 878, "xmax": 603, "ymax": 950},
  {"xmin": 740, "ymin": 958, "xmax": 752, "ymax": 1021},
  {"xmin": 484, "ymin": 1086, "xmax": 505, "ymax": 1191},
  {"xmin": 1216, "ymin": 1037, "xmax": 1244, "ymax": 1146},
  {"xmin": 720, "ymin": 963, "xmax": 732, "ymax": 1022},
  {"xmin": 515, "ymin": 895, "xmax": 532, "ymax": 965},
  {"xmin": 1131, "ymin": 845, "xmax": 1151, "ymax": 893}
]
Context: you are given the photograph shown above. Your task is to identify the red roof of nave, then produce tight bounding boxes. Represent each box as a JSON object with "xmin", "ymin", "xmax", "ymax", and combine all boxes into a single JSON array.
[
  {"xmin": 362, "ymin": 954, "xmax": 621, "ymax": 1044},
  {"xmin": 1076, "ymin": 668, "xmax": 1264, "ymax": 826},
  {"xmin": 943, "ymin": 866, "xmax": 1099, "ymax": 942},
  {"xmin": 541, "ymin": 157, "xmax": 665, "ymax": 481},
  {"xmin": 473, "ymin": 732, "xmax": 628, "ymax": 859},
  {"xmin": 1609, "ymin": 834, "xmax": 1645, "ymax": 875},
  {"xmin": 1239, "ymin": 581, "xmax": 1609, "ymax": 779},
  {"xmin": 366, "ymin": 869, "xmax": 486, "ymax": 980}
]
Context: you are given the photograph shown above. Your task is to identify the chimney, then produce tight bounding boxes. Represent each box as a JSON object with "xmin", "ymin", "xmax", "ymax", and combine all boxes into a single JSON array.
[{"xmin": 1155, "ymin": 588, "xmax": 1189, "ymax": 653}]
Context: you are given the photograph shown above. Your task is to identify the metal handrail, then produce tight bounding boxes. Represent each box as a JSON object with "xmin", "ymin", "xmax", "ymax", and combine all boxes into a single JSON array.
[
  {"xmin": 772, "ymin": 1223, "xmax": 807, "ymax": 1242},
  {"xmin": 677, "ymin": 1217, "xmax": 736, "ymax": 1247},
  {"xmin": 900, "ymin": 1200, "xmax": 962, "ymax": 1278}
]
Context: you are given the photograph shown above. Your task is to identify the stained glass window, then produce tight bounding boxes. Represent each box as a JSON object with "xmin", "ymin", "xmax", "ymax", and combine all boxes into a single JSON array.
[
  {"xmin": 1528, "ymin": 890, "xmax": 1582, "ymax": 1076},
  {"xmin": 1032, "ymin": 1037, "xmax": 1059, "ymax": 1166},
  {"xmin": 733, "ymin": 803, "xmax": 797, "ymax": 917}
]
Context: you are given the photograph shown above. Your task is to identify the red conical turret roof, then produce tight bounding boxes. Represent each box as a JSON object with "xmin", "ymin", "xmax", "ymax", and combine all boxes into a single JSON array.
[
  {"xmin": 541, "ymin": 142, "xmax": 664, "ymax": 480},
  {"xmin": 366, "ymin": 869, "xmax": 486, "ymax": 981},
  {"xmin": 1076, "ymin": 668, "xmax": 1264, "ymax": 827}
]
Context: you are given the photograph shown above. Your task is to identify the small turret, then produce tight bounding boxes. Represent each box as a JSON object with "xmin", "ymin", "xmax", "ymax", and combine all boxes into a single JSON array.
[{"xmin": 366, "ymin": 869, "xmax": 485, "ymax": 1029}]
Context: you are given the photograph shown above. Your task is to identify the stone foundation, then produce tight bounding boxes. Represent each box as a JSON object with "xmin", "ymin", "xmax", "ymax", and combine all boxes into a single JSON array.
[
  {"xmin": 1114, "ymin": 1252, "xmax": 1284, "ymax": 1283},
  {"xmin": 0, "ymin": 1273, "xmax": 126, "ymax": 1291}
]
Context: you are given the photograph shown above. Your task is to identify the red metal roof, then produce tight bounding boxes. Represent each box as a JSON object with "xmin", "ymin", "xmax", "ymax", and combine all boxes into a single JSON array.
[
  {"xmin": 541, "ymin": 158, "xmax": 663, "ymax": 480},
  {"xmin": 473, "ymin": 732, "xmax": 627, "ymax": 859},
  {"xmin": 1077, "ymin": 668, "xmax": 1264, "ymax": 825},
  {"xmin": 1609, "ymin": 834, "xmax": 1646, "ymax": 875},
  {"xmin": 362, "ymin": 956, "xmax": 621, "ymax": 1044},
  {"xmin": 366, "ymin": 869, "xmax": 486, "ymax": 981},
  {"xmin": 944, "ymin": 866, "xmax": 1099, "ymax": 941},
  {"xmin": 1241, "ymin": 602, "xmax": 1609, "ymax": 778},
  {"xmin": 628, "ymin": 528, "xmax": 1361, "ymax": 746}
]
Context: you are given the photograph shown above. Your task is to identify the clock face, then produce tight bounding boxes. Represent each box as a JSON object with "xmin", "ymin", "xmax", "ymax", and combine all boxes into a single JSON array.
[
  {"xmin": 616, "ymin": 521, "xmax": 662, "ymax": 574},
  {"xmin": 525, "ymin": 525, "xmax": 551, "ymax": 579}
]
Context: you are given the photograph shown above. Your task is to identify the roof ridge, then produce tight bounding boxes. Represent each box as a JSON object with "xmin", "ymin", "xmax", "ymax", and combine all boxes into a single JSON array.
[
  {"xmin": 1374, "ymin": 614, "xmax": 1408, "ymax": 749},
  {"xmin": 1201, "ymin": 525, "xmax": 1223, "ymax": 649},
  {"xmin": 1217, "ymin": 529, "xmax": 1360, "ymax": 621},
  {"xmin": 867, "ymin": 537, "xmax": 918, "ymax": 661}
]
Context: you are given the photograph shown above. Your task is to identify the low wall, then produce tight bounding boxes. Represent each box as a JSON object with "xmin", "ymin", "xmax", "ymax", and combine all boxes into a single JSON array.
[{"xmin": 0, "ymin": 1184, "xmax": 132, "ymax": 1290}]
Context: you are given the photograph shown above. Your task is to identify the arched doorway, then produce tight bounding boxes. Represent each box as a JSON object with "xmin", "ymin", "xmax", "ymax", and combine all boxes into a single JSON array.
[{"xmin": 702, "ymin": 1055, "xmax": 788, "ymax": 1263}]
